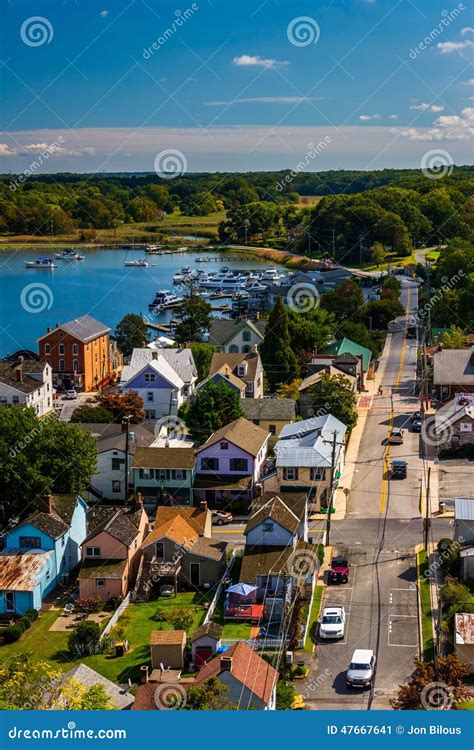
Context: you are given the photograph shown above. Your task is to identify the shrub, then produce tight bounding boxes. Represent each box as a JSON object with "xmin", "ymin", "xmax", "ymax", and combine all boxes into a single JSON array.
[
  {"xmin": 106, "ymin": 595, "xmax": 123, "ymax": 610},
  {"xmin": 18, "ymin": 617, "xmax": 31, "ymax": 631},
  {"xmin": 276, "ymin": 680, "xmax": 296, "ymax": 710},
  {"xmin": 75, "ymin": 595, "xmax": 104, "ymax": 613},
  {"xmin": 168, "ymin": 607, "xmax": 197, "ymax": 631},
  {"xmin": 153, "ymin": 608, "xmax": 168, "ymax": 622},
  {"xmin": 24, "ymin": 608, "xmax": 39, "ymax": 622},
  {"xmin": 3, "ymin": 624, "xmax": 23, "ymax": 644},
  {"xmin": 68, "ymin": 620, "xmax": 101, "ymax": 656}
]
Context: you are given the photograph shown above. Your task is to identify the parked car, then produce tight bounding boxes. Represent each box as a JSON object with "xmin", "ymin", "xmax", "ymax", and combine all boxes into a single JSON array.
[
  {"xmin": 62, "ymin": 389, "xmax": 78, "ymax": 400},
  {"xmin": 411, "ymin": 418, "xmax": 422, "ymax": 432},
  {"xmin": 346, "ymin": 649, "xmax": 376, "ymax": 688},
  {"xmin": 411, "ymin": 410, "xmax": 421, "ymax": 423},
  {"xmin": 330, "ymin": 556, "xmax": 350, "ymax": 584},
  {"xmin": 320, "ymin": 606, "xmax": 346, "ymax": 639},
  {"xmin": 388, "ymin": 427, "xmax": 404, "ymax": 445},
  {"xmin": 391, "ymin": 460, "xmax": 407, "ymax": 479},
  {"xmin": 212, "ymin": 510, "xmax": 233, "ymax": 526}
]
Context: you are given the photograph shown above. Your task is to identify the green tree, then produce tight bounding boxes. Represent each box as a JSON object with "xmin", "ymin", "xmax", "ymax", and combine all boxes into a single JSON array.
[
  {"xmin": 115, "ymin": 313, "xmax": 148, "ymax": 357},
  {"xmin": 68, "ymin": 620, "xmax": 101, "ymax": 657},
  {"xmin": 70, "ymin": 405, "xmax": 114, "ymax": 423},
  {"xmin": 305, "ymin": 372, "xmax": 357, "ymax": 430},
  {"xmin": 320, "ymin": 281, "xmax": 365, "ymax": 321},
  {"xmin": 442, "ymin": 326, "xmax": 468, "ymax": 349},
  {"xmin": 276, "ymin": 681, "xmax": 296, "ymax": 710},
  {"xmin": 360, "ymin": 298, "xmax": 404, "ymax": 330},
  {"xmin": 336, "ymin": 321, "xmax": 376, "ymax": 356},
  {"xmin": 174, "ymin": 291, "xmax": 213, "ymax": 344},
  {"xmin": 184, "ymin": 677, "xmax": 236, "ymax": 710},
  {"xmin": 189, "ymin": 342, "xmax": 215, "ymax": 382},
  {"xmin": 180, "ymin": 381, "xmax": 244, "ymax": 443},
  {"xmin": 287, "ymin": 307, "xmax": 334, "ymax": 360},
  {"xmin": 260, "ymin": 296, "xmax": 299, "ymax": 391},
  {"xmin": 371, "ymin": 241, "xmax": 386, "ymax": 267},
  {"xmin": 36, "ymin": 420, "xmax": 98, "ymax": 495}
]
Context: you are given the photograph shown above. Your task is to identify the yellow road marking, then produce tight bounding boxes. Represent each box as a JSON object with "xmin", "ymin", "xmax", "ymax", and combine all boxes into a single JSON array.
[{"xmin": 379, "ymin": 288, "xmax": 411, "ymax": 514}]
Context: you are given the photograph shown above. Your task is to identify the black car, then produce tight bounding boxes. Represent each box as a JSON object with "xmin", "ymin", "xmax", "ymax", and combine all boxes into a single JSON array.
[
  {"xmin": 391, "ymin": 460, "xmax": 407, "ymax": 479},
  {"xmin": 411, "ymin": 410, "xmax": 422, "ymax": 423},
  {"xmin": 412, "ymin": 418, "xmax": 422, "ymax": 432}
]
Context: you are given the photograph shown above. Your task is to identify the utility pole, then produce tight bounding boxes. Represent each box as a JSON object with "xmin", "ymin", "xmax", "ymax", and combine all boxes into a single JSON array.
[
  {"xmin": 425, "ymin": 260, "xmax": 431, "ymax": 346},
  {"xmin": 359, "ymin": 233, "xmax": 363, "ymax": 266},
  {"xmin": 123, "ymin": 414, "xmax": 132, "ymax": 504},
  {"xmin": 424, "ymin": 466, "xmax": 431, "ymax": 551},
  {"xmin": 307, "ymin": 220, "xmax": 311, "ymax": 257},
  {"xmin": 323, "ymin": 430, "xmax": 345, "ymax": 547}
]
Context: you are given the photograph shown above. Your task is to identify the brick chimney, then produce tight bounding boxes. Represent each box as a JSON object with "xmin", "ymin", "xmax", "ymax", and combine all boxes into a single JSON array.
[
  {"xmin": 152, "ymin": 351, "xmax": 158, "ymax": 360},
  {"xmin": 39, "ymin": 495, "xmax": 53, "ymax": 514},
  {"xmin": 15, "ymin": 357, "xmax": 23, "ymax": 382},
  {"xmin": 199, "ymin": 500, "xmax": 207, "ymax": 512},
  {"xmin": 220, "ymin": 656, "xmax": 233, "ymax": 672}
]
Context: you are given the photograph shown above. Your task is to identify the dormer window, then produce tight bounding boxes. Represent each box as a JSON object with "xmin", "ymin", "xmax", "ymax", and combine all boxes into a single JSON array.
[
  {"xmin": 263, "ymin": 522, "xmax": 274, "ymax": 532},
  {"xmin": 237, "ymin": 363, "xmax": 248, "ymax": 377}
]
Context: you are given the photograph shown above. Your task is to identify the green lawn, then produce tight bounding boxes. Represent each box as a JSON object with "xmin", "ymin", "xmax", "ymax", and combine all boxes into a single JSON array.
[
  {"xmin": 0, "ymin": 590, "xmax": 212, "ymax": 685},
  {"xmin": 359, "ymin": 253, "xmax": 416, "ymax": 272},
  {"xmin": 303, "ymin": 585, "xmax": 324, "ymax": 653},
  {"xmin": 458, "ymin": 700, "xmax": 474, "ymax": 710},
  {"xmin": 418, "ymin": 550, "xmax": 435, "ymax": 661}
]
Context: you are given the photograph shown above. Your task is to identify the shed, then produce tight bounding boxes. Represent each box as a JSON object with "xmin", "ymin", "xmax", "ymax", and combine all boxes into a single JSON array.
[
  {"xmin": 150, "ymin": 629, "xmax": 187, "ymax": 670},
  {"xmin": 454, "ymin": 498, "xmax": 474, "ymax": 545},
  {"xmin": 191, "ymin": 622, "xmax": 223, "ymax": 667},
  {"xmin": 454, "ymin": 613, "xmax": 474, "ymax": 674}
]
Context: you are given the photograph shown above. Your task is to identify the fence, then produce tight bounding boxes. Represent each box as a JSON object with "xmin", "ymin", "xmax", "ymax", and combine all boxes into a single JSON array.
[
  {"xmin": 221, "ymin": 637, "xmax": 304, "ymax": 650},
  {"xmin": 100, "ymin": 591, "xmax": 131, "ymax": 642},
  {"xmin": 203, "ymin": 549, "xmax": 236, "ymax": 625}
]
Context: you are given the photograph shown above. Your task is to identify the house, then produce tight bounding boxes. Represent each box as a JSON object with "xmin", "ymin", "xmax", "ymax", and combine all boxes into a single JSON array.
[
  {"xmin": 193, "ymin": 641, "xmax": 278, "ymax": 709},
  {"xmin": 138, "ymin": 504, "xmax": 227, "ymax": 595},
  {"xmin": 191, "ymin": 622, "xmax": 223, "ymax": 667},
  {"xmin": 224, "ymin": 495, "xmax": 312, "ymax": 624},
  {"xmin": 62, "ymin": 664, "xmax": 134, "ymax": 709},
  {"xmin": 454, "ymin": 498, "xmax": 474, "ymax": 545},
  {"xmin": 305, "ymin": 349, "xmax": 367, "ymax": 391},
  {"xmin": 320, "ymin": 338, "xmax": 372, "ymax": 380},
  {"xmin": 433, "ymin": 349, "xmax": 474, "ymax": 402},
  {"xmin": 150, "ymin": 630, "xmax": 187, "ymax": 670},
  {"xmin": 208, "ymin": 318, "xmax": 267, "ymax": 354},
  {"xmin": 207, "ymin": 349, "xmax": 264, "ymax": 399},
  {"xmin": 121, "ymin": 347, "xmax": 197, "ymax": 420},
  {"xmin": 38, "ymin": 315, "xmax": 122, "ymax": 392},
  {"xmin": 298, "ymin": 367, "xmax": 357, "ymax": 419},
  {"xmin": 132, "ymin": 447, "xmax": 195, "ymax": 507},
  {"xmin": 434, "ymin": 395, "xmax": 474, "ymax": 451},
  {"xmin": 0, "ymin": 357, "xmax": 53, "ymax": 417},
  {"xmin": 460, "ymin": 547, "xmax": 474, "ymax": 582},
  {"xmin": 0, "ymin": 494, "xmax": 88, "ymax": 615},
  {"xmin": 196, "ymin": 365, "xmax": 247, "ymax": 399},
  {"xmin": 454, "ymin": 613, "xmax": 474, "ymax": 674},
  {"xmin": 79, "ymin": 423, "xmax": 156, "ymax": 501},
  {"xmin": 240, "ymin": 397, "xmax": 296, "ymax": 438},
  {"xmin": 263, "ymin": 415, "xmax": 347, "ymax": 513},
  {"xmin": 78, "ymin": 503, "xmax": 148, "ymax": 601},
  {"xmin": 193, "ymin": 417, "xmax": 269, "ymax": 507}
]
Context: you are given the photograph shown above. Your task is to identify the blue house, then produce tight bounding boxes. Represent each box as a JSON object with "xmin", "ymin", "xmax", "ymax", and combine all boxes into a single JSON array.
[{"xmin": 0, "ymin": 494, "xmax": 88, "ymax": 616}]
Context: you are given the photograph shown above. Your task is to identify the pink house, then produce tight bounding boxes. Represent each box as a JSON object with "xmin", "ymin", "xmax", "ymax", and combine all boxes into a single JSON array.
[{"xmin": 78, "ymin": 504, "xmax": 148, "ymax": 601}]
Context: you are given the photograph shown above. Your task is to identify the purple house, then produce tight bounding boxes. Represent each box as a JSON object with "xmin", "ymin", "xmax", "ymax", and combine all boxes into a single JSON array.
[{"xmin": 193, "ymin": 417, "xmax": 269, "ymax": 508}]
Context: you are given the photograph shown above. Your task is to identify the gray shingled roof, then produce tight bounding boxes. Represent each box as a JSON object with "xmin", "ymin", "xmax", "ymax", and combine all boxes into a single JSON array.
[
  {"xmin": 240, "ymin": 398, "xmax": 296, "ymax": 422},
  {"xmin": 208, "ymin": 318, "xmax": 266, "ymax": 347},
  {"xmin": 63, "ymin": 664, "xmax": 134, "ymax": 710},
  {"xmin": 84, "ymin": 506, "xmax": 143, "ymax": 547},
  {"xmin": 433, "ymin": 349, "xmax": 474, "ymax": 386},
  {"xmin": 60, "ymin": 315, "xmax": 110, "ymax": 343},
  {"xmin": 0, "ymin": 361, "xmax": 45, "ymax": 395}
]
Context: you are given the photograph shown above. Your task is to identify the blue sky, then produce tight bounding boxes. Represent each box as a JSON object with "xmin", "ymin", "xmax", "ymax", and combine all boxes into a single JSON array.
[{"xmin": 1, "ymin": 0, "xmax": 473, "ymax": 172}]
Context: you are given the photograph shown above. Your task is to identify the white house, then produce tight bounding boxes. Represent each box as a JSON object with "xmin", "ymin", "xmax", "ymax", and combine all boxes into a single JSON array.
[
  {"xmin": 0, "ymin": 357, "xmax": 53, "ymax": 417},
  {"xmin": 121, "ymin": 347, "xmax": 197, "ymax": 421}
]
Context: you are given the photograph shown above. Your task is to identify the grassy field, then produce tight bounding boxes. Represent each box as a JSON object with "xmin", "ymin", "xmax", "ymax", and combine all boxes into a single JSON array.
[
  {"xmin": 360, "ymin": 253, "xmax": 416, "ymax": 272},
  {"xmin": 303, "ymin": 585, "xmax": 325, "ymax": 653},
  {"xmin": 418, "ymin": 550, "xmax": 435, "ymax": 662}
]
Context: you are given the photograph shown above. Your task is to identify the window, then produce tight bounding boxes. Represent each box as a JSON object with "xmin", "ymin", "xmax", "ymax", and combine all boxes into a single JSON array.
[
  {"xmin": 237, "ymin": 364, "xmax": 247, "ymax": 376},
  {"xmin": 220, "ymin": 441, "xmax": 228, "ymax": 450},
  {"xmin": 283, "ymin": 467, "xmax": 298, "ymax": 481},
  {"xmin": 86, "ymin": 547, "xmax": 101, "ymax": 557},
  {"xmin": 147, "ymin": 391, "xmax": 154, "ymax": 402},
  {"xmin": 201, "ymin": 457, "xmax": 219, "ymax": 471},
  {"xmin": 242, "ymin": 329, "xmax": 251, "ymax": 342},
  {"xmin": 45, "ymin": 343, "xmax": 51, "ymax": 354},
  {"xmin": 310, "ymin": 467, "xmax": 325, "ymax": 481},
  {"xmin": 155, "ymin": 542, "xmax": 164, "ymax": 559},
  {"xmin": 269, "ymin": 424, "xmax": 276, "ymax": 435},
  {"xmin": 242, "ymin": 345, "xmax": 251, "ymax": 353},
  {"xmin": 112, "ymin": 480, "xmax": 121, "ymax": 493},
  {"xmin": 73, "ymin": 360, "xmax": 79, "ymax": 372},
  {"xmin": 112, "ymin": 458, "xmax": 124, "ymax": 471},
  {"xmin": 58, "ymin": 343, "xmax": 65, "ymax": 355},
  {"xmin": 61, "ymin": 536, "xmax": 65, "ymax": 547},
  {"xmin": 72, "ymin": 343, "xmax": 78, "ymax": 355},
  {"xmin": 172, "ymin": 469, "xmax": 186, "ymax": 480},
  {"xmin": 229, "ymin": 345, "xmax": 238, "ymax": 353},
  {"xmin": 230, "ymin": 457, "xmax": 248, "ymax": 472},
  {"xmin": 158, "ymin": 469, "xmax": 170, "ymax": 480},
  {"xmin": 19, "ymin": 536, "xmax": 41, "ymax": 549},
  {"xmin": 12, "ymin": 395, "xmax": 19, "ymax": 404},
  {"xmin": 96, "ymin": 578, "xmax": 105, "ymax": 587},
  {"xmin": 144, "ymin": 373, "xmax": 156, "ymax": 383},
  {"xmin": 263, "ymin": 522, "xmax": 274, "ymax": 532},
  {"xmin": 59, "ymin": 359, "xmax": 65, "ymax": 371},
  {"xmin": 46, "ymin": 570, "xmax": 51, "ymax": 581},
  {"xmin": 246, "ymin": 382, "xmax": 254, "ymax": 395},
  {"xmin": 145, "ymin": 410, "xmax": 156, "ymax": 420}
]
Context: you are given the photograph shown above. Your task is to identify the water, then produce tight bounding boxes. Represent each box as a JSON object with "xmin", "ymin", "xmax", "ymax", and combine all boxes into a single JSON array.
[{"xmin": 0, "ymin": 248, "xmax": 280, "ymax": 356}]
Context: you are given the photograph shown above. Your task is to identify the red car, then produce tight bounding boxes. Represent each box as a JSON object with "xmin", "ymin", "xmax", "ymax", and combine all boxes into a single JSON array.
[{"xmin": 330, "ymin": 556, "xmax": 349, "ymax": 584}]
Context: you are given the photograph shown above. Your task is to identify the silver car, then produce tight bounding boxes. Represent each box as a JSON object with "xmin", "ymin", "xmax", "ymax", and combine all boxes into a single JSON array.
[{"xmin": 346, "ymin": 649, "xmax": 376, "ymax": 688}]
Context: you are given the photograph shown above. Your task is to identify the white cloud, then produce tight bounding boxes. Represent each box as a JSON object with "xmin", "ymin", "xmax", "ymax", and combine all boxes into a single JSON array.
[
  {"xmin": 0, "ymin": 144, "xmax": 16, "ymax": 156},
  {"xmin": 205, "ymin": 96, "xmax": 320, "ymax": 105},
  {"xmin": 233, "ymin": 54, "xmax": 289, "ymax": 69},
  {"xmin": 409, "ymin": 102, "xmax": 444, "ymax": 112},
  {"xmin": 463, "ymin": 78, "xmax": 474, "ymax": 85},
  {"xmin": 0, "ymin": 141, "xmax": 96, "ymax": 158},
  {"xmin": 388, "ymin": 114, "xmax": 399, "ymax": 119},
  {"xmin": 437, "ymin": 40, "xmax": 474, "ymax": 53},
  {"xmin": 359, "ymin": 113, "xmax": 381, "ymax": 121},
  {"xmin": 461, "ymin": 27, "xmax": 474, "ymax": 36},
  {"xmin": 398, "ymin": 107, "xmax": 474, "ymax": 141},
  {"xmin": 100, "ymin": 10, "xmax": 109, "ymax": 17}
]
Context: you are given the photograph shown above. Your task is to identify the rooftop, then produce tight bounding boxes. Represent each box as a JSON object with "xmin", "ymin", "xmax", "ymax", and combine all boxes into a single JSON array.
[
  {"xmin": 150, "ymin": 629, "xmax": 187, "ymax": 646},
  {"xmin": 208, "ymin": 318, "xmax": 266, "ymax": 347},
  {"xmin": 433, "ymin": 348, "xmax": 474, "ymax": 386},
  {"xmin": 245, "ymin": 495, "xmax": 300, "ymax": 536},
  {"xmin": 197, "ymin": 417, "xmax": 269, "ymax": 457},
  {"xmin": 321, "ymin": 337, "xmax": 372, "ymax": 371},
  {"xmin": 0, "ymin": 360, "xmax": 46, "ymax": 395},
  {"xmin": 142, "ymin": 505, "xmax": 208, "ymax": 548},
  {"xmin": 275, "ymin": 414, "xmax": 346, "ymax": 468},
  {"xmin": 240, "ymin": 397, "xmax": 296, "ymax": 422},
  {"xmin": 122, "ymin": 347, "xmax": 196, "ymax": 386},
  {"xmin": 133, "ymin": 446, "xmax": 195, "ymax": 470},
  {"xmin": 78, "ymin": 559, "xmax": 127, "ymax": 580},
  {"xmin": 63, "ymin": 664, "xmax": 134, "ymax": 710},
  {"xmin": 209, "ymin": 350, "xmax": 260, "ymax": 384},
  {"xmin": 455, "ymin": 613, "xmax": 474, "ymax": 645},
  {"xmin": 0, "ymin": 550, "xmax": 53, "ymax": 591},
  {"xmin": 240, "ymin": 541, "xmax": 319, "ymax": 582},
  {"xmin": 455, "ymin": 497, "xmax": 474, "ymax": 521},
  {"xmin": 191, "ymin": 622, "xmax": 223, "ymax": 642},
  {"xmin": 39, "ymin": 315, "xmax": 109, "ymax": 344},
  {"xmin": 84, "ymin": 506, "xmax": 144, "ymax": 547}
]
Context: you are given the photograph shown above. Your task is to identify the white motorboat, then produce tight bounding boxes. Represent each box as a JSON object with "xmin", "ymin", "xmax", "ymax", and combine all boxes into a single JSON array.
[
  {"xmin": 173, "ymin": 266, "xmax": 196, "ymax": 283},
  {"xmin": 262, "ymin": 267, "xmax": 282, "ymax": 281},
  {"xmin": 199, "ymin": 273, "xmax": 248, "ymax": 290},
  {"xmin": 148, "ymin": 290, "xmax": 184, "ymax": 309},
  {"xmin": 55, "ymin": 248, "xmax": 85, "ymax": 260},
  {"xmin": 25, "ymin": 257, "xmax": 57, "ymax": 269},
  {"xmin": 124, "ymin": 259, "xmax": 148, "ymax": 267}
]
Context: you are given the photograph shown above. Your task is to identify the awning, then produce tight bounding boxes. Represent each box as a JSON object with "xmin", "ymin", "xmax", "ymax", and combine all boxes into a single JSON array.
[{"xmin": 225, "ymin": 583, "xmax": 258, "ymax": 596}]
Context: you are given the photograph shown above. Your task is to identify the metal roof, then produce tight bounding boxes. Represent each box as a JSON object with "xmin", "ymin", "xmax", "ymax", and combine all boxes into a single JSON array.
[
  {"xmin": 455, "ymin": 497, "xmax": 474, "ymax": 520},
  {"xmin": 275, "ymin": 414, "xmax": 346, "ymax": 468},
  {"xmin": 0, "ymin": 550, "xmax": 53, "ymax": 591}
]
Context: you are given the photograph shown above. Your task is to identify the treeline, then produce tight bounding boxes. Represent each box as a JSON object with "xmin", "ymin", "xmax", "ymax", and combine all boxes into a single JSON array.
[{"xmin": 420, "ymin": 238, "xmax": 474, "ymax": 331}]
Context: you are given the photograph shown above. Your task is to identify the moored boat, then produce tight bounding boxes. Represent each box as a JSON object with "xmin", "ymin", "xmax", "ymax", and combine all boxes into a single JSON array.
[
  {"xmin": 55, "ymin": 248, "xmax": 85, "ymax": 260},
  {"xmin": 25, "ymin": 257, "xmax": 57, "ymax": 269},
  {"xmin": 124, "ymin": 259, "xmax": 148, "ymax": 267}
]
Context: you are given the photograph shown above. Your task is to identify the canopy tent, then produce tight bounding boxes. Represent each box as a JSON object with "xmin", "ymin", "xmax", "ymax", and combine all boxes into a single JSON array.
[{"xmin": 225, "ymin": 583, "xmax": 258, "ymax": 596}]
